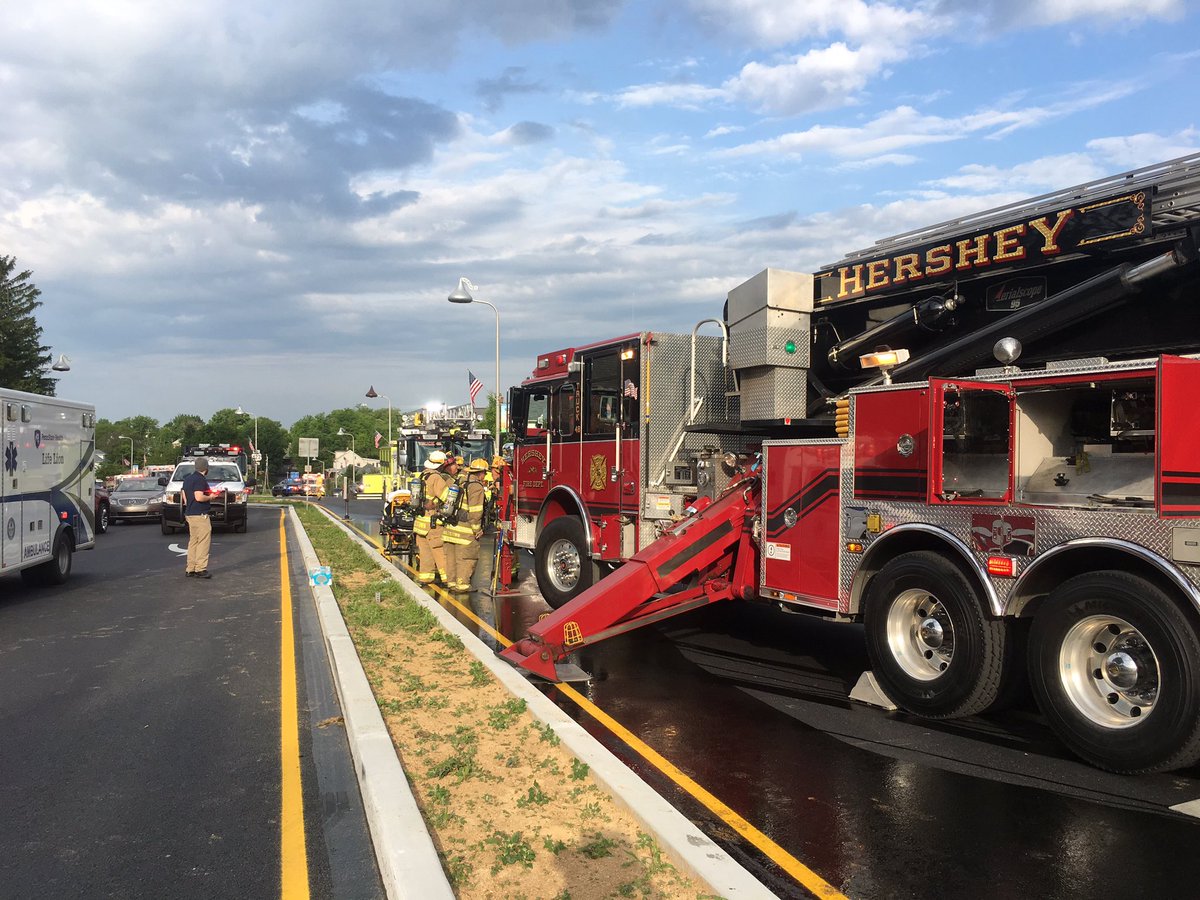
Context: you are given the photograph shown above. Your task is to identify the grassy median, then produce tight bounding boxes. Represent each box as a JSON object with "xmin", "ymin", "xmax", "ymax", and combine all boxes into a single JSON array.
[{"xmin": 293, "ymin": 504, "xmax": 720, "ymax": 900}]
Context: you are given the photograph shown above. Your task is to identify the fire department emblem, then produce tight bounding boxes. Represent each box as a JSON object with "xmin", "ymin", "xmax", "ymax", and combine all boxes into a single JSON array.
[
  {"xmin": 589, "ymin": 454, "xmax": 607, "ymax": 492},
  {"xmin": 970, "ymin": 513, "xmax": 1036, "ymax": 557}
]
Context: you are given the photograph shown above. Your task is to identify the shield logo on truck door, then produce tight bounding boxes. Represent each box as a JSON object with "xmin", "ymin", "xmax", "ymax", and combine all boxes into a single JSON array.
[{"xmin": 589, "ymin": 454, "xmax": 607, "ymax": 492}]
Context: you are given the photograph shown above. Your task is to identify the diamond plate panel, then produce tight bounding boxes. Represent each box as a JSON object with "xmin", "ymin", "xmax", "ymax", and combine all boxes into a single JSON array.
[
  {"xmin": 739, "ymin": 367, "xmax": 808, "ymax": 420},
  {"xmin": 515, "ymin": 513, "xmax": 536, "ymax": 548},
  {"xmin": 642, "ymin": 331, "xmax": 749, "ymax": 550},
  {"xmin": 728, "ymin": 324, "xmax": 812, "ymax": 369}
]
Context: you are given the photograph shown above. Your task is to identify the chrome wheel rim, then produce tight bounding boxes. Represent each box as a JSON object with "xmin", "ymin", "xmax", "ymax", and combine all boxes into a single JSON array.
[
  {"xmin": 546, "ymin": 538, "xmax": 582, "ymax": 593},
  {"xmin": 886, "ymin": 588, "xmax": 955, "ymax": 681},
  {"xmin": 1059, "ymin": 614, "xmax": 1158, "ymax": 728}
]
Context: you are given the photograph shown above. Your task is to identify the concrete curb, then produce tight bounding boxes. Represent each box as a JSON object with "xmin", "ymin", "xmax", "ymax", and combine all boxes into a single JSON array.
[
  {"xmin": 288, "ymin": 507, "xmax": 455, "ymax": 900},
  {"xmin": 303, "ymin": 505, "xmax": 776, "ymax": 899}
]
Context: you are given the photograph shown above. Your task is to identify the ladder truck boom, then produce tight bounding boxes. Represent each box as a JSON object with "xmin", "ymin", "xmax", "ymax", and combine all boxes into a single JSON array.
[{"xmin": 500, "ymin": 470, "xmax": 760, "ymax": 680}]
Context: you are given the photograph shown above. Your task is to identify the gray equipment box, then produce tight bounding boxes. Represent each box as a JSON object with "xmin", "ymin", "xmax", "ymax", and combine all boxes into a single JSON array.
[{"xmin": 726, "ymin": 269, "xmax": 813, "ymax": 420}]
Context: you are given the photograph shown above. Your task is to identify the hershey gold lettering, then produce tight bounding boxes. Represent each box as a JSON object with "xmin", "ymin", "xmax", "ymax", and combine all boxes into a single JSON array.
[
  {"xmin": 993, "ymin": 223, "xmax": 1027, "ymax": 262},
  {"xmin": 893, "ymin": 253, "xmax": 922, "ymax": 284},
  {"xmin": 956, "ymin": 235, "xmax": 990, "ymax": 270},
  {"xmin": 1029, "ymin": 210, "xmax": 1074, "ymax": 256},
  {"xmin": 866, "ymin": 259, "xmax": 890, "ymax": 291},
  {"xmin": 925, "ymin": 244, "xmax": 953, "ymax": 276},
  {"xmin": 838, "ymin": 265, "xmax": 865, "ymax": 299}
]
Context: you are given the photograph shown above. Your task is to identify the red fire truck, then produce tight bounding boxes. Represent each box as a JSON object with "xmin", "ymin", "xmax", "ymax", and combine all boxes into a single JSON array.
[{"xmin": 504, "ymin": 153, "xmax": 1200, "ymax": 773}]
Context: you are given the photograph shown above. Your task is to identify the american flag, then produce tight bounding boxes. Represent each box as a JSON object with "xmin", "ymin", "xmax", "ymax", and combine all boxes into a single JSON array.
[
  {"xmin": 374, "ymin": 431, "xmax": 383, "ymax": 449},
  {"xmin": 623, "ymin": 378, "xmax": 638, "ymax": 399},
  {"xmin": 468, "ymin": 370, "xmax": 484, "ymax": 404}
]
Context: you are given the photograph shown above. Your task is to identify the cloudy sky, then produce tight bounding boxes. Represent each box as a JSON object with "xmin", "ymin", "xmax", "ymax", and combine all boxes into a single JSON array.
[{"xmin": 3, "ymin": 0, "xmax": 1198, "ymax": 425}]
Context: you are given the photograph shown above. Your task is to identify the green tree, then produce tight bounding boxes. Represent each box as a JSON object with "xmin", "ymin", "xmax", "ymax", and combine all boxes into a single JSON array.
[
  {"xmin": 480, "ymin": 392, "xmax": 503, "ymax": 441},
  {"xmin": 161, "ymin": 414, "xmax": 206, "ymax": 452},
  {"xmin": 0, "ymin": 256, "xmax": 54, "ymax": 394},
  {"xmin": 95, "ymin": 416, "xmax": 161, "ymax": 479},
  {"xmin": 202, "ymin": 407, "xmax": 251, "ymax": 445}
]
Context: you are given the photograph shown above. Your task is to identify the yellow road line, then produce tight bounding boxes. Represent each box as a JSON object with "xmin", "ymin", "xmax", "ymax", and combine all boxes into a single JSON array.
[
  {"xmin": 418, "ymin": 580, "xmax": 845, "ymax": 898},
  {"xmin": 347, "ymin": 514, "xmax": 844, "ymax": 898},
  {"xmin": 556, "ymin": 682, "xmax": 848, "ymax": 900},
  {"xmin": 279, "ymin": 510, "xmax": 310, "ymax": 899}
]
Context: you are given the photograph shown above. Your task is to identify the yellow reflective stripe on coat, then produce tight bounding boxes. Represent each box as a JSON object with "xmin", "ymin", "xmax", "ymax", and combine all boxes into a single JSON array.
[{"xmin": 443, "ymin": 524, "xmax": 474, "ymax": 545}]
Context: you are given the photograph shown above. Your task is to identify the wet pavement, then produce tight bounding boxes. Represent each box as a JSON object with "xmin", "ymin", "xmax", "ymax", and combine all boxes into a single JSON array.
[{"xmin": 321, "ymin": 496, "xmax": 1200, "ymax": 899}]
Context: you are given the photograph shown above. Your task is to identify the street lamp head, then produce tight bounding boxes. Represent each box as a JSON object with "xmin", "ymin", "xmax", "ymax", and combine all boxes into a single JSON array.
[
  {"xmin": 365, "ymin": 386, "xmax": 378, "ymax": 399},
  {"xmin": 51, "ymin": 353, "xmax": 71, "ymax": 372},
  {"xmin": 336, "ymin": 427, "xmax": 348, "ymax": 436},
  {"xmin": 234, "ymin": 406, "xmax": 249, "ymax": 416},
  {"xmin": 118, "ymin": 434, "xmax": 129, "ymax": 440},
  {"xmin": 447, "ymin": 276, "xmax": 476, "ymax": 304}
]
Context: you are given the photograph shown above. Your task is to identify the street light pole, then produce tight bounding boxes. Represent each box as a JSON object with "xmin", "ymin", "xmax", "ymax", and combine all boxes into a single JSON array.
[
  {"xmin": 447, "ymin": 277, "xmax": 502, "ymax": 436},
  {"xmin": 234, "ymin": 407, "xmax": 260, "ymax": 485},
  {"xmin": 364, "ymin": 387, "xmax": 392, "ymax": 488},
  {"xmin": 117, "ymin": 434, "xmax": 134, "ymax": 474},
  {"xmin": 336, "ymin": 427, "xmax": 356, "ymax": 519}
]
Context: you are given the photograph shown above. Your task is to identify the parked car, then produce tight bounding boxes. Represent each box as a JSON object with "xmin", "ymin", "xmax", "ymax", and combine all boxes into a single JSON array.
[
  {"xmin": 272, "ymin": 479, "xmax": 304, "ymax": 497},
  {"xmin": 110, "ymin": 477, "xmax": 166, "ymax": 524},
  {"xmin": 94, "ymin": 481, "xmax": 110, "ymax": 534}
]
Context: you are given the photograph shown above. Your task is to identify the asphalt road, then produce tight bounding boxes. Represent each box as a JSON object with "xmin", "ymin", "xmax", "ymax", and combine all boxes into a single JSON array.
[
  {"xmin": 332, "ymin": 493, "xmax": 1200, "ymax": 900},
  {"xmin": 0, "ymin": 507, "xmax": 383, "ymax": 900}
]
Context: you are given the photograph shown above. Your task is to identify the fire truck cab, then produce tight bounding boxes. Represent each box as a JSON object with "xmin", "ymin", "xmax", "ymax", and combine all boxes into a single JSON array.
[{"xmin": 509, "ymin": 322, "xmax": 757, "ymax": 606}]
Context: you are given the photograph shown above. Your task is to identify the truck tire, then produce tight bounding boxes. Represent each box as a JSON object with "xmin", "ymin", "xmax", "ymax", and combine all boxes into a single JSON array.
[
  {"xmin": 534, "ymin": 517, "xmax": 597, "ymax": 610},
  {"xmin": 1028, "ymin": 571, "xmax": 1200, "ymax": 774},
  {"xmin": 22, "ymin": 531, "xmax": 74, "ymax": 586},
  {"xmin": 161, "ymin": 520, "xmax": 176, "ymax": 535},
  {"xmin": 863, "ymin": 551, "xmax": 1009, "ymax": 718},
  {"xmin": 96, "ymin": 503, "xmax": 109, "ymax": 534}
]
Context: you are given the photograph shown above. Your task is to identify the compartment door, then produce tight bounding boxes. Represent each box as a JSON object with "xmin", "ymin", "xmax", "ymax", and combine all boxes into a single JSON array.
[
  {"xmin": 762, "ymin": 443, "xmax": 842, "ymax": 607},
  {"xmin": 1157, "ymin": 355, "xmax": 1200, "ymax": 518},
  {"xmin": 927, "ymin": 377, "xmax": 1014, "ymax": 505}
]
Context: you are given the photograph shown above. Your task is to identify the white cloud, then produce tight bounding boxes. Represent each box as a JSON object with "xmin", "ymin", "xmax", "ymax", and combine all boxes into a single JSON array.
[
  {"xmin": 705, "ymin": 124, "xmax": 745, "ymax": 138},
  {"xmin": 715, "ymin": 76, "xmax": 1145, "ymax": 163},
  {"xmin": 619, "ymin": 0, "xmax": 1182, "ymax": 116},
  {"xmin": 1, "ymin": 0, "xmax": 1196, "ymax": 428},
  {"xmin": 974, "ymin": 0, "xmax": 1185, "ymax": 27},
  {"xmin": 686, "ymin": 0, "xmax": 932, "ymax": 48},
  {"xmin": 726, "ymin": 41, "xmax": 901, "ymax": 116},
  {"xmin": 925, "ymin": 129, "xmax": 1200, "ymax": 192},
  {"xmin": 615, "ymin": 83, "xmax": 731, "ymax": 109}
]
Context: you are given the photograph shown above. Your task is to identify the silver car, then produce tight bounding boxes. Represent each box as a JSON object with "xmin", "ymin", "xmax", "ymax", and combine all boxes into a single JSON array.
[{"xmin": 110, "ymin": 477, "xmax": 166, "ymax": 524}]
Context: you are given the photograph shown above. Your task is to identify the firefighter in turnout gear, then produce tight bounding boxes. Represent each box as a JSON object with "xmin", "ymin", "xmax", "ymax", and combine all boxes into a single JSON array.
[
  {"xmin": 443, "ymin": 458, "xmax": 489, "ymax": 592},
  {"xmin": 431, "ymin": 454, "xmax": 461, "ymax": 581},
  {"xmin": 488, "ymin": 454, "xmax": 518, "ymax": 588},
  {"xmin": 413, "ymin": 450, "xmax": 454, "ymax": 584}
]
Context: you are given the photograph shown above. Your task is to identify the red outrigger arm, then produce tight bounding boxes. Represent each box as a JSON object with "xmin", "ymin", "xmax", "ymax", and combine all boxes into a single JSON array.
[{"xmin": 500, "ymin": 476, "xmax": 761, "ymax": 681}]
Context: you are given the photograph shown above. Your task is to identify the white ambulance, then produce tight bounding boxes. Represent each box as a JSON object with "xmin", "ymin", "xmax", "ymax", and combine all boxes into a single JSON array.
[{"xmin": 1, "ymin": 387, "xmax": 98, "ymax": 584}]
